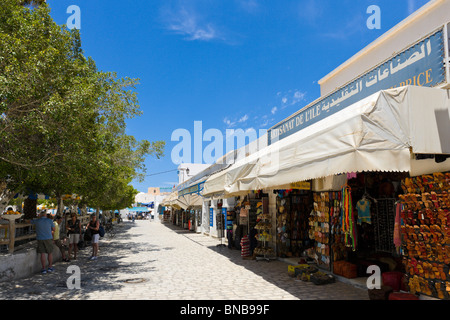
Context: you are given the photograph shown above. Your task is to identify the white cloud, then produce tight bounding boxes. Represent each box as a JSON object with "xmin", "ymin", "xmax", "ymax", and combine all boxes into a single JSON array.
[
  {"xmin": 293, "ymin": 90, "xmax": 306, "ymax": 104},
  {"xmin": 163, "ymin": 6, "xmax": 221, "ymax": 42},
  {"xmin": 279, "ymin": 89, "xmax": 306, "ymax": 109},
  {"xmin": 298, "ymin": 0, "xmax": 325, "ymax": 25},
  {"xmin": 271, "ymin": 106, "xmax": 278, "ymax": 114},
  {"xmin": 224, "ymin": 117, "xmax": 237, "ymax": 128},
  {"xmin": 407, "ymin": 0, "xmax": 416, "ymax": 14},
  {"xmin": 320, "ymin": 14, "xmax": 365, "ymax": 40},
  {"xmin": 238, "ymin": 114, "xmax": 249, "ymax": 123},
  {"xmin": 260, "ymin": 119, "xmax": 270, "ymax": 127},
  {"xmin": 238, "ymin": 0, "xmax": 260, "ymax": 13}
]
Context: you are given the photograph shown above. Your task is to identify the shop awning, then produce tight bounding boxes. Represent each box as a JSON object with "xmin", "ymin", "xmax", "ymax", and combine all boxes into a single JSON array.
[
  {"xmin": 127, "ymin": 207, "xmax": 150, "ymax": 212},
  {"xmin": 161, "ymin": 191, "xmax": 177, "ymax": 206},
  {"xmin": 160, "ymin": 190, "xmax": 204, "ymax": 209},
  {"xmin": 174, "ymin": 193, "xmax": 204, "ymax": 210},
  {"xmin": 203, "ymin": 86, "xmax": 450, "ymax": 196}
]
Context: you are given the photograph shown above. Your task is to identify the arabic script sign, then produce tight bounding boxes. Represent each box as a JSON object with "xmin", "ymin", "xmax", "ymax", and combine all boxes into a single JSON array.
[
  {"xmin": 268, "ymin": 29, "xmax": 445, "ymax": 145},
  {"xmin": 178, "ymin": 181, "xmax": 205, "ymax": 197}
]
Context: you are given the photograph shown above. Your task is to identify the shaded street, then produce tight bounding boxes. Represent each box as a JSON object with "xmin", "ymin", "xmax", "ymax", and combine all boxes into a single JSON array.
[{"xmin": 0, "ymin": 219, "xmax": 368, "ymax": 300}]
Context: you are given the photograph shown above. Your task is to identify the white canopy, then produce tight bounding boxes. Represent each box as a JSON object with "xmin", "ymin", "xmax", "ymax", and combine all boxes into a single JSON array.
[
  {"xmin": 202, "ymin": 86, "xmax": 450, "ymax": 197},
  {"xmin": 161, "ymin": 191, "xmax": 177, "ymax": 206},
  {"xmin": 161, "ymin": 191, "xmax": 204, "ymax": 209}
]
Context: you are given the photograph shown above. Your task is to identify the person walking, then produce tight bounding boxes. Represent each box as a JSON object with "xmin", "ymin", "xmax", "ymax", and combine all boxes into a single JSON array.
[
  {"xmin": 87, "ymin": 214, "xmax": 100, "ymax": 260},
  {"xmin": 29, "ymin": 211, "xmax": 55, "ymax": 274},
  {"xmin": 66, "ymin": 212, "xmax": 81, "ymax": 261},
  {"xmin": 53, "ymin": 215, "xmax": 69, "ymax": 262}
]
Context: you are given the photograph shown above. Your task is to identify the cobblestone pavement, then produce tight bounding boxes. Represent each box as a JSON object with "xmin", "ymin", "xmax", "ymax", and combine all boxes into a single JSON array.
[{"xmin": 0, "ymin": 219, "xmax": 369, "ymax": 300}]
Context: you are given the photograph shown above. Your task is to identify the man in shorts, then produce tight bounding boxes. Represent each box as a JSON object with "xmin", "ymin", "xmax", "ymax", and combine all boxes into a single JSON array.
[{"xmin": 30, "ymin": 211, "xmax": 55, "ymax": 274}]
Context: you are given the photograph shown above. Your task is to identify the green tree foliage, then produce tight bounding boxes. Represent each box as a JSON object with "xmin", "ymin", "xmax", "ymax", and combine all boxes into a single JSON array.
[
  {"xmin": 18, "ymin": 0, "xmax": 46, "ymax": 7},
  {"xmin": 0, "ymin": 0, "xmax": 165, "ymax": 212}
]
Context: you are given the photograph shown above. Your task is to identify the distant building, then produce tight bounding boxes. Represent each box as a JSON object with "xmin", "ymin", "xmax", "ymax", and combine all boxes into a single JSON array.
[
  {"xmin": 177, "ymin": 163, "xmax": 211, "ymax": 185},
  {"xmin": 147, "ymin": 187, "xmax": 161, "ymax": 195}
]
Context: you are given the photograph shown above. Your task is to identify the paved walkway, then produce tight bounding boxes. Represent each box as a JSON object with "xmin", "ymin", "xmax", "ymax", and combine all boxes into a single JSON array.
[{"xmin": 0, "ymin": 219, "xmax": 369, "ymax": 300}]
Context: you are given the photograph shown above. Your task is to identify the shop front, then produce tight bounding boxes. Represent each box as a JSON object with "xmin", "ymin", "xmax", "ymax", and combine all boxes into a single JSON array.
[
  {"xmin": 200, "ymin": 8, "xmax": 450, "ymax": 296},
  {"xmin": 202, "ymin": 85, "xmax": 450, "ymax": 299},
  {"xmin": 273, "ymin": 182, "xmax": 313, "ymax": 260},
  {"xmin": 221, "ymin": 191, "xmax": 274, "ymax": 260}
]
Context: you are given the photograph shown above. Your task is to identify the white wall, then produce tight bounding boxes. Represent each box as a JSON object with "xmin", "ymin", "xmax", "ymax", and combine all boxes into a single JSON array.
[{"xmin": 178, "ymin": 163, "xmax": 211, "ymax": 184}]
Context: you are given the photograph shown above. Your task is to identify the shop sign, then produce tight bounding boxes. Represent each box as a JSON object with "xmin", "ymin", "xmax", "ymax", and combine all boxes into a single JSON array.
[
  {"xmin": 268, "ymin": 28, "xmax": 445, "ymax": 145},
  {"xmin": 290, "ymin": 181, "xmax": 311, "ymax": 190},
  {"xmin": 210, "ymin": 207, "xmax": 214, "ymax": 227},
  {"xmin": 179, "ymin": 181, "xmax": 205, "ymax": 197},
  {"xmin": 222, "ymin": 207, "xmax": 227, "ymax": 229}
]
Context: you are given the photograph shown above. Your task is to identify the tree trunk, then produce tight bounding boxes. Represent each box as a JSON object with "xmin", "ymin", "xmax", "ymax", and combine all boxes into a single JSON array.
[
  {"xmin": 23, "ymin": 197, "xmax": 37, "ymax": 219},
  {"xmin": 56, "ymin": 196, "xmax": 64, "ymax": 216},
  {"xmin": 80, "ymin": 204, "xmax": 87, "ymax": 216}
]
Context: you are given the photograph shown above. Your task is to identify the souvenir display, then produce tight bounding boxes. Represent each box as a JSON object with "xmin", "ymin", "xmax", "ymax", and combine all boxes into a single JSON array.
[
  {"xmin": 341, "ymin": 185, "xmax": 357, "ymax": 251},
  {"xmin": 399, "ymin": 172, "xmax": 450, "ymax": 299},
  {"xmin": 276, "ymin": 195, "xmax": 289, "ymax": 257},
  {"xmin": 329, "ymin": 191, "xmax": 346, "ymax": 262},
  {"xmin": 287, "ymin": 264, "xmax": 335, "ymax": 285},
  {"xmin": 308, "ymin": 192, "xmax": 332, "ymax": 269},
  {"xmin": 254, "ymin": 199, "xmax": 275, "ymax": 260},
  {"xmin": 275, "ymin": 189, "xmax": 313, "ymax": 258},
  {"xmin": 240, "ymin": 235, "xmax": 251, "ymax": 258},
  {"xmin": 290, "ymin": 194, "xmax": 312, "ymax": 256},
  {"xmin": 373, "ymin": 198, "xmax": 396, "ymax": 253}
]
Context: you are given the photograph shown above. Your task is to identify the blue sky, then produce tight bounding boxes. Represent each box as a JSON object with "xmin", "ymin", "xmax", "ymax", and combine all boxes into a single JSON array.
[{"xmin": 46, "ymin": 0, "xmax": 430, "ymax": 193}]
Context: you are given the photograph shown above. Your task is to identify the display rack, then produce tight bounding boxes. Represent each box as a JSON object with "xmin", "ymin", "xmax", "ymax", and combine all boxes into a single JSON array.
[
  {"xmin": 400, "ymin": 172, "xmax": 450, "ymax": 300},
  {"xmin": 307, "ymin": 192, "xmax": 332, "ymax": 271},
  {"xmin": 373, "ymin": 198, "xmax": 396, "ymax": 253},
  {"xmin": 254, "ymin": 197, "xmax": 275, "ymax": 261},
  {"xmin": 216, "ymin": 209, "xmax": 226, "ymax": 248}
]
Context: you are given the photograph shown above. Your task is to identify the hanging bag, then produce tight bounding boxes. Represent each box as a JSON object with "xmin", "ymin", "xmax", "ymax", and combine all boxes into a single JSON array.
[
  {"xmin": 84, "ymin": 228, "xmax": 92, "ymax": 241},
  {"xmin": 98, "ymin": 224, "xmax": 105, "ymax": 237}
]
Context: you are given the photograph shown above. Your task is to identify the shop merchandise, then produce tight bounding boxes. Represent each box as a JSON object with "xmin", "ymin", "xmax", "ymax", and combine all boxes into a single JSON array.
[
  {"xmin": 341, "ymin": 184, "xmax": 357, "ymax": 251},
  {"xmin": 333, "ymin": 260, "xmax": 357, "ymax": 278},
  {"xmin": 330, "ymin": 192, "xmax": 346, "ymax": 262},
  {"xmin": 308, "ymin": 192, "xmax": 332, "ymax": 269},
  {"xmin": 254, "ymin": 197, "xmax": 275, "ymax": 260},
  {"xmin": 276, "ymin": 196, "xmax": 289, "ymax": 256},
  {"xmin": 399, "ymin": 172, "xmax": 450, "ymax": 300},
  {"xmin": 226, "ymin": 210, "xmax": 235, "ymax": 249},
  {"xmin": 372, "ymin": 198, "xmax": 396, "ymax": 253},
  {"xmin": 393, "ymin": 203, "xmax": 402, "ymax": 253},
  {"xmin": 310, "ymin": 271, "xmax": 336, "ymax": 285},
  {"xmin": 368, "ymin": 285, "xmax": 394, "ymax": 300},
  {"xmin": 305, "ymin": 191, "xmax": 352, "ymax": 270},
  {"xmin": 276, "ymin": 190, "xmax": 312, "ymax": 258},
  {"xmin": 240, "ymin": 235, "xmax": 251, "ymax": 258},
  {"xmin": 356, "ymin": 197, "xmax": 372, "ymax": 225},
  {"xmin": 287, "ymin": 264, "xmax": 335, "ymax": 285}
]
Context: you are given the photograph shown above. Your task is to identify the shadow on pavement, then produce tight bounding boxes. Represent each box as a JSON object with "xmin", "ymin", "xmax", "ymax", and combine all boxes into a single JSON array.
[{"xmin": 0, "ymin": 221, "xmax": 171, "ymax": 300}]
